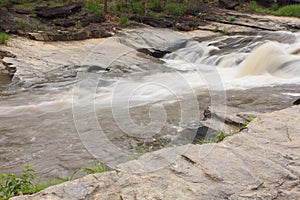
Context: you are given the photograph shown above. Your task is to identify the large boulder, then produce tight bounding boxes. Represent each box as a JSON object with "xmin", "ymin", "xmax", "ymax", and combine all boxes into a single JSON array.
[{"xmin": 36, "ymin": 2, "xmax": 85, "ymax": 18}]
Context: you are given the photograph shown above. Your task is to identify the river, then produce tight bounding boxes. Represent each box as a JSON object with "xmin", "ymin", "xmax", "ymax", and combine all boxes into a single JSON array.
[{"xmin": 0, "ymin": 28, "xmax": 300, "ymax": 178}]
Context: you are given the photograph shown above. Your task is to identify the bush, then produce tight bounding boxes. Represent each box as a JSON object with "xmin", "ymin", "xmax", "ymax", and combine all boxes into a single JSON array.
[
  {"xmin": 0, "ymin": 32, "xmax": 8, "ymax": 45},
  {"xmin": 276, "ymin": 4, "xmax": 300, "ymax": 18}
]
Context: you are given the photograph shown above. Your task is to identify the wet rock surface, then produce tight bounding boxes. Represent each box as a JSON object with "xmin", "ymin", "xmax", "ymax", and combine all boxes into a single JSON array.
[{"xmin": 12, "ymin": 106, "xmax": 300, "ymax": 200}]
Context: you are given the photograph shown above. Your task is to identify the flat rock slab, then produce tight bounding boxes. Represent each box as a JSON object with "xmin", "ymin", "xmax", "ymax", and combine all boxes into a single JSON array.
[{"xmin": 12, "ymin": 106, "xmax": 300, "ymax": 199}]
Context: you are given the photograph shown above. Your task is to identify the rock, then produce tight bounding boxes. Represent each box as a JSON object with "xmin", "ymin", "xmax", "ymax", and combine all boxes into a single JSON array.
[
  {"xmin": 137, "ymin": 48, "xmax": 171, "ymax": 58},
  {"xmin": 36, "ymin": 2, "xmax": 85, "ymax": 18},
  {"xmin": 130, "ymin": 15, "xmax": 173, "ymax": 28},
  {"xmin": 219, "ymin": 0, "xmax": 239, "ymax": 9},
  {"xmin": 52, "ymin": 14, "xmax": 105, "ymax": 28},
  {"xmin": 293, "ymin": 98, "xmax": 300, "ymax": 105},
  {"xmin": 0, "ymin": 50, "xmax": 16, "ymax": 59},
  {"xmin": 11, "ymin": 106, "xmax": 300, "ymax": 199}
]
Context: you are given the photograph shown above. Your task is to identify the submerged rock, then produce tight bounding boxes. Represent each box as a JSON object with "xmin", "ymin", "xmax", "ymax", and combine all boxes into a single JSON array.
[{"xmin": 12, "ymin": 106, "xmax": 300, "ymax": 199}]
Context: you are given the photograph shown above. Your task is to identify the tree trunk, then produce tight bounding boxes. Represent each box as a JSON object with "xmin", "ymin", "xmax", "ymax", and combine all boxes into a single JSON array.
[{"xmin": 104, "ymin": 0, "xmax": 108, "ymax": 14}]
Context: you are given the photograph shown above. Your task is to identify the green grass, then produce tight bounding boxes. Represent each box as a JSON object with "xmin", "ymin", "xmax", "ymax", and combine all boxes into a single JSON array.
[
  {"xmin": 15, "ymin": 19, "xmax": 29, "ymax": 31},
  {"xmin": 80, "ymin": 159, "xmax": 106, "ymax": 175},
  {"xmin": 0, "ymin": 32, "xmax": 8, "ymax": 45},
  {"xmin": 197, "ymin": 116, "xmax": 256, "ymax": 145},
  {"xmin": 75, "ymin": 21, "xmax": 83, "ymax": 29},
  {"xmin": 148, "ymin": 0, "xmax": 165, "ymax": 11},
  {"xmin": 227, "ymin": 15, "xmax": 236, "ymax": 21},
  {"xmin": 131, "ymin": 1, "xmax": 145, "ymax": 15},
  {"xmin": 197, "ymin": 130, "xmax": 229, "ymax": 144},
  {"xmin": 0, "ymin": 160, "xmax": 106, "ymax": 200},
  {"xmin": 119, "ymin": 15, "xmax": 129, "ymax": 26},
  {"xmin": 246, "ymin": 1, "xmax": 300, "ymax": 18},
  {"xmin": 276, "ymin": 4, "xmax": 300, "ymax": 18},
  {"xmin": 165, "ymin": 3, "xmax": 187, "ymax": 16},
  {"xmin": 247, "ymin": 1, "xmax": 275, "ymax": 14},
  {"xmin": 84, "ymin": 1, "xmax": 104, "ymax": 16}
]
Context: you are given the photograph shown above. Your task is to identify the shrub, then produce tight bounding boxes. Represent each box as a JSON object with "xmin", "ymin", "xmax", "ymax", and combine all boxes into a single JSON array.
[
  {"xmin": 0, "ymin": 32, "xmax": 8, "ymax": 45},
  {"xmin": 276, "ymin": 4, "xmax": 300, "ymax": 18}
]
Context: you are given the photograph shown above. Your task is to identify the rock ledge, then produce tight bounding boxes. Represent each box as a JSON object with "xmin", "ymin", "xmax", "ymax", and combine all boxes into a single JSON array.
[{"xmin": 12, "ymin": 106, "xmax": 300, "ymax": 199}]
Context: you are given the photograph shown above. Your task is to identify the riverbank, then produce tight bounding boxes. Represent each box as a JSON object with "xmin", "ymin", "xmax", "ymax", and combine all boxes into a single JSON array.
[{"xmin": 0, "ymin": 1, "xmax": 300, "ymax": 42}]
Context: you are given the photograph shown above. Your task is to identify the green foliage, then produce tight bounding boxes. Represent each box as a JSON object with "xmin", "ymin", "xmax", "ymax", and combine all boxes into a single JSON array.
[
  {"xmin": 197, "ymin": 116, "xmax": 256, "ymax": 145},
  {"xmin": 75, "ymin": 21, "xmax": 83, "ymax": 29},
  {"xmin": 119, "ymin": 15, "xmax": 129, "ymax": 26},
  {"xmin": 247, "ymin": 1, "xmax": 275, "ymax": 14},
  {"xmin": 165, "ymin": 3, "xmax": 187, "ymax": 16},
  {"xmin": 15, "ymin": 19, "xmax": 29, "ymax": 31},
  {"xmin": 276, "ymin": 4, "xmax": 300, "ymax": 18},
  {"xmin": 131, "ymin": 1, "xmax": 145, "ymax": 15},
  {"xmin": 197, "ymin": 130, "xmax": 229, "ymax": 144},
  {"xmin": 0, "ymin": 160, "xmax": 107, "ymax": 199},
  {"xmin": 33, "ymin": 20, "xmax": 40, "ymax": 32},
  {"xmin": 81, "ymin": 159, "xmax": 106, "ymax": 175},
  {"xmin": 245, "ymin": 0, "xmax": 300, "ymax": 17},
  {"xmin": 0, "ymin": 164, "xmax": 35, "ymax": 199},
  {"xmin": 148, "ymin": 0, "xmax": 165, "ymax": 11},
  {"xmin": 84, "ymin": 1, "xmax": 104, "ymax": 16},
  {"xmin": 227, "ymin": 15, "xmax": 236, "ymax": 21},
  {"xmin": 0, "ymin": 32, "xmax": 8, "ymax": 45}
]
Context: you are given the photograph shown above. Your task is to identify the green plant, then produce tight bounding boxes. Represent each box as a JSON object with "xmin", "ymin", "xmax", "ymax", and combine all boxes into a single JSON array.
[
  {"xmin": 15, "ymin": 19, "xmax": 29, "ymax": 31},
  {"xmin": 148, "ymin": 0, "xmax": 165, "ymax": 10},
  {"xmin": 270, "ymin": 3, "xmax": 279, "ymax": 11},
  {"xmin": 131, "ymin": 1, "xmax": 145, "ymax": 15},
  {"xmin": 34, "ymin": 20, "xmax": 40, "ymax": 32},
  {"xmin": 197, "ymin": 130, "xmax": 229, "ymax": 145},
  {"xmin": 227, "ymin": 15, "xmax": 236, "ymax": 21},
  {"xmin": 0, "ymin": 164, "xmax": 35, "ymax": 199},
  {"xmin": 0, "ymin": 32, "xmax": 8, "ymax": 45},
  {"xmin": 165, "ymin": 3, "xmax": 187, "ymax": 15},
  {"xmin": 119, "ymin": 15, "xmax": 129, "ymax": 26},
  {"xmin": 75, "ymin": 21, "xmax": 82, "ymax": 29},
  {"xmin": 247, "ymin": 1, "xmax": 275, "ymax": 14},
  {"xmin": 81, "ymin": 159, "xmax": 106, "ymax": 174},
  {"xmin": 276, "ymin": 4, "xmax": 300, "ymax": 18},
  {"xmin": 84, "ymin": 1, "xmax": 104, "ymax": 15},
  {"xmin": 248, "ymin": 0, "xmax": 261, "ymax": 11}
]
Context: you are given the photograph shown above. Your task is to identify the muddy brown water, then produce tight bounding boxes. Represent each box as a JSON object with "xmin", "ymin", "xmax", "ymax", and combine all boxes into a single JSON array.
[{"xmin": 0, "ymin": 29, "xmax": 300, "ymax": 179}]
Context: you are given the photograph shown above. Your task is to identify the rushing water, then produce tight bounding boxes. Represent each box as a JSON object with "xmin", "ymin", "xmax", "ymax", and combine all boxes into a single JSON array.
[{"xmin": 0, "ymin": 29, "xmax": 300, "ymax": 178}]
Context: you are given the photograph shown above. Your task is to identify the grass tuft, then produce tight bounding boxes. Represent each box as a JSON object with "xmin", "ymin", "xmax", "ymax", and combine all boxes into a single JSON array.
[{"xmin": 0, "ymin": 32, "xmax": 8, "ymax": 45}]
